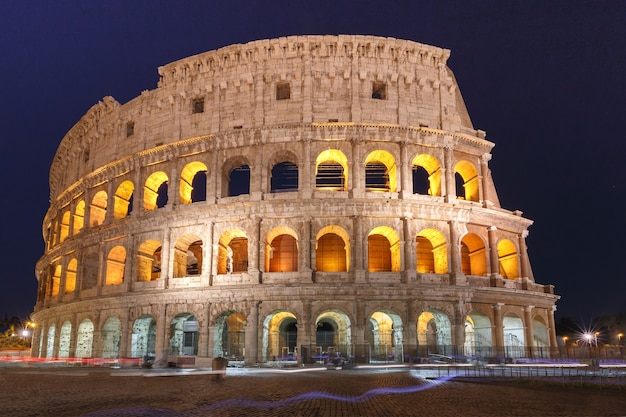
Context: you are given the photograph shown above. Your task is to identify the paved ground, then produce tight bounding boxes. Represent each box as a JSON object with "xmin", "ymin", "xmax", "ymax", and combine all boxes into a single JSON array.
[{"xmin": 1, "ymin": 365, "xmax": 625, "ymax": 416}]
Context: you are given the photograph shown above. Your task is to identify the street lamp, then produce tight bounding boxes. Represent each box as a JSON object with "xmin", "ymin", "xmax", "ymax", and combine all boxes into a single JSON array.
[{"xmin": 618, "ymin": 333, "xmax": 623, "ymax": 345}]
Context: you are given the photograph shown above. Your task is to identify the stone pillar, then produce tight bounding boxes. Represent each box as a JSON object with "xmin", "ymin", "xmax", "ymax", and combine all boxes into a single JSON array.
[
  {"xmin": 161, "ymin": 228, "xmax": 172, "ymax": 288},
  {"xmin": 402, "ymin": 216, "xmax": 415, "ymax": 283},
  {"xmin": 198, "ymin": 303, "xmax": 210, "ymax": 357},
  {"xmin": 492, "ymin": 303, "xmax": 504, "ymax": 359},
  {"xmin": 301, "ymin": 217, "xmax": 312, "ymax": 278},
  {"xmin": 119, "ymin": 309, "xmax": 131, "ymax": 358},
  {"xmin": 301, "ymin": 138, "xmax": 313, "ymax": 199},
  {"xmin": 207, "ymin": 151, "xmax": 218, "ymax": 203},
  {"xmin": 480, "ymin": 153, "xmax": 492, "ymax": 204},
  {"xmin": 448, "ymin": 220, "xmax": 463, "ymax": 284},
  {"xmin": 202, "ymin": 222, "xmax": 213, "ymax": 286},
  {"xmin": 454, "ymin": 300, "xmax": 467, "ymax": 357},
  {"xmin": 518, "ymin": 230, "xmax": 531, "ymax": 280},
  {"xmin": 400, "ymin": 140, "xmax": 411, "ymax": 198},
  {"xmin": 350, "ymin": 138, "xmax": 363, "ymax": 198},
  {"xmin": 353, "ymin": 215, "xmax": 365, "ymax": 282},
  {"xmin": 548, "ymin": 306, "xmax": 559, "ymax": 354},
  {"xmin": 443, "ymin": 141, "xmax": 455, "ymax": 202},
  {"xmin": 487, "ymin": 226, "xmax": 499, "ymax": 278},
  {"xmin": 244, "ymin": 301, "xmax": 262, "ymax": 365},
  {"xmin": 133, "ymin": 167, "xmax": 143, "ymax": 217},
  {"xmin": 155, "ymin": 305, "xmax": 168, "ymax": 366},
  {"xmin": 104, "ymin": 180, "xmax": 115, "ymax": 224},
  {"xmin": 169, "ymin": 164, "xmax": 179, "ymax": 209},
  {"xmin": 524, "ymin": 306, "xmax": 534, "ymax": 358}
]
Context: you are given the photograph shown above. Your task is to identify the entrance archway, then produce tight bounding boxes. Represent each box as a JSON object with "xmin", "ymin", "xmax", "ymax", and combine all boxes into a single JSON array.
[
  {"xmin": 75, "ymin": 319, "xmax": 94, "ymax": 358},
  {"xmin": 214, "ymin": 312, "xmax": 246, "ymax": 360},
  {"xmin": 131, "ymin": 315, "xmax": 156, "ymax": 359},
  {"xmin": 102, "ymin": 317, "xmax": 121, "ymax": 359},
  {"xmin": 417, "ymin": 309, "xmax": 452, "ymax": 357},
  {"xmin": 464, "ymin": 312, "xmax": 493, "ymax": 359},
  {"xmin": 169, "ymin": 313, "xmax": 199, "ymax": 356},
  {"xmin": 503, "ymin": 313, "xmax": 525, "ymax": 358},
  {"xmin": 369, "ymin": 311, "xmax": 403, "ymax": 363},
  {"xmin": 315, "ymin": 310, "xmax": 352, "ymax": 361},
  {"xmin": 262, "ymin": 311, "xmax": 297, "ymax": 362}
]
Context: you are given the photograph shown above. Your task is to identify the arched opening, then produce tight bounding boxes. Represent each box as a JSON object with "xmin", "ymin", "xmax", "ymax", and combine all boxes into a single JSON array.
[
  {"xmin": 214, "ymin": 312, "xmax": 246, "ymax": 360},
  {"xmin": 73, "ymin": 199, "xmax": 85, "ymax": 234},
  {"xmin": 316, "ymin": 227, "xmax": 349, "ymax": 272},
  {"xmin": 137, "ymin": 240, "xmax": 162, "ymax": 281},
  {"xmin": 144, "ymin": 172, "xmax": 169, "ymax": 211},
  {"xmin": 81, "ymin": 249, "xmax": 99, "ymax": 290},
  {"xmin": 412, "ymin": 154, "xmax": 441, "ymax": 196},
  {"xmin": 60, "ymin": 210, "xmax": 70, "ymax": 242},
  {"xmin": 90, "ymin": 190, "xmax": 107, "ymax": 226},
  {"xmin": 105, "ymin": 246, "xmax": 126, "ymax": 285},
  {"xmin": 218, "ymin": 230, "xmax": 249, "ymax": 274},
  {"xmin": 460, "ymin": 233, "xmax": 487, "ymax": 276},
  {"xmin": 369, "ymin": 311, "xmax": 403, "ymax": 363},
  {"xmin": 173, "ymin": 235, "xmax": 203, "ymax": 277},
  {"xmin": 50, "ymin": 265, "xmax": 61, "ymax": 297},
  {"xmin": 498, "ymin": 239, "xmax": 519, "ymax": 279},
  {"xmin": 417, "ymin": 310, "xmax": 452, "ymax": 357},
  {"xmin": 271, "ymin": 161, "xmax": 299, "ymax": 192},
  {"xmin": 368, "ymin": 226, "xmax": 401, "ymax": 272},
  {"xmin": 75, "ymin": 319, "xmax": 94, "ymax": 358},
  {"xmin": 365, "ymin": 150, "xmax": 397, "ymax": 192},
  {"xmin": 131, "ymin": 315, "xmax": 156, "ymax": 359},
  {"xmin": 102, "ymin": 317, "xmax": 121, "ymax": 359},
  {"xmin": 464, "ymin": 312, "xmax": 493, "ymax": 358},
  {"xmin": 315, "ymin": 310, "xmax": 352, "ymax": 362},
  {"xmin": 58, "ymin": 321, "xmax": 73, "ymax": 357},
  {"xmin": 265, "ymin": 228, "xmax": 298, "ymax": 272},
  {"xmin": 179, "ymin": 161, "xmax": 208, "ymax": 204},
  {"xmin": 315, "ymin": 149, "xmax": 348, "ymax": 191},
  {"xmin": 262, "ymin": 311, "xmax": 298, "ymax": 362},
  {"xmin": 169, "ymin": 313, "xmax": 199, "ymax": 356},
  {"xmin": 46, "ymin": 324, "xmax": 56, "ymax": 359},
  {"xmin": 65, "ymin": 258, "xmax": 77, "ymax": 293},
  {"xmin": 503, "ymin": 313, "xmax": 525, "ymax": 358},
  {"xmin": 454, "ymin": 160, "xmax": 479, "ymax": 202},
  {"xmin": 416, "ymin": 229, "xmax": 448, "ymax": 274},
  {"xmin": 532, "ymin": 316, "xmax": 550, "ymax": 358},
  {"xmin": 113, "ymin": 180, "xmax": 134, "ymax": 219},
  {"xmin": 226, "ymin": 164, "xmax": 250, "ymax": 197}
]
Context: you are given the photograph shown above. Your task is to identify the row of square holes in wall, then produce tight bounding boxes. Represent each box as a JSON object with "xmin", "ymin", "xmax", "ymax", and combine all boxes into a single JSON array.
[{"xmin": 119, "ymin": 82, "xmax": 388, "ymax": 141}]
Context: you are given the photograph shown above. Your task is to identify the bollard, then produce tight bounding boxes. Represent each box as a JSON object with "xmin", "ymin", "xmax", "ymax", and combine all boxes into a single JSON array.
[{"xmin": 212, "ymin": 357, "xmax": 228, "ymax": 381}]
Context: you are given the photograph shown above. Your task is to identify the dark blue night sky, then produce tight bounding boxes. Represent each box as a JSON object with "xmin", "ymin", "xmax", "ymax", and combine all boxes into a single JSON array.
[{"xmin": 1, "ymin": 1, "xmax": 625, "ymax": 321}]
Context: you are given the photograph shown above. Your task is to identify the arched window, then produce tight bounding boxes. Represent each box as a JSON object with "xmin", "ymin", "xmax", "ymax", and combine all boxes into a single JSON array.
[
  {"xmin": 65, "ymin": 258, "xmax": 77, "ymax": 293},
  {"xmin": 460, "ymin": 233, "xmax": 487, "ymax": 276},
  {"xmin": 454, "ymin": 160, "xmax": 479, "ymax": 202},
  {"xmin": 412, "ymin": 154, "xmax": 442, "ymax": 196},
  {"xmin": 113, "ymin": 180, "xmax": 134, "ymax": 219},
  {"xmin": 50, "ymin": 265, "xmax": 61, "ymax": 297},
  {"xmin": 144, "ymin": 172, "xmax": 169, "ymax": 210},
  {"xmin": 315, "ymin": 150, "xmax": 348, "ymax": 191},
  {"xmin": 415, "ymin": 236, "xmax": 434, "ymax": 273},
  {"xmin": 267, "ymin": 234, "xmax": 298, "ymax": 272},
  {"xmin": 218, "ymin": 230, "xmax": 249, "ymax": 274},
  {"xmin": 59, "ymin": 210, "xmax": 70, "ymax": 242},
  {"xmin": 73, "ymin": 199, "xmax": 85, "ymax": 235},
  {"xmin": 90, "ymin": 190, "xmax": 108, "ymax": 226},
  {"xmin": 316, "ymin": 233, "xmax": 347, "ymax": 272},
  {"xmin": 228, "ymin": 165, "xmax": 250, "ymax": 196},
  {"xmin": 365, "ymin": 150, "xmax": 397, "ymax": 192},
  {"xmin": 173, "ymin": 235, "xmax": 203, "ymax": 277},
  {"xmin": 271, "ymin": 162, "xmax": 299, "ymax": 192},
  {"xmin": 105, "ymin": 246, "xmax": 126, "ymax": 285},
  {"xmin": 179, "ymin": 162, "xmax": 208, "ymax": 204},
  {"xmin": 137, "ymin": 240, "xmax": 162, "ymax": 282},
  {"xmin": 416, "ymin": 229, "xmax": 448, "ymax": 274},
  {"xmin": 368, "ymin": 235, "xmax": 391, "ymax": 272},
  {"xmin": 498, "ymin": 239, "xmax": 519, "ymax": 279}
]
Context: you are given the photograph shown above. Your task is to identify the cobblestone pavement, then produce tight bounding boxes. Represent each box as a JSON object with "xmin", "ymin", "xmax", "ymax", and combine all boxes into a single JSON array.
[{"xmin": 1, "ymin": 366, "xmax": 625, "ymax": 416}]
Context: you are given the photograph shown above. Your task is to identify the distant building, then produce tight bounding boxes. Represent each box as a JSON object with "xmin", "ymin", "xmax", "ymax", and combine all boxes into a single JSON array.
[{"xmin": 32, "ymin": 35, "xmax": 559, "ymax": 365}]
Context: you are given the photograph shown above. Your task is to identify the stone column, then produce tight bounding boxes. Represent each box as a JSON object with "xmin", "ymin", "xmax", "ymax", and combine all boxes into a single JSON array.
[
  {"xmin": 518, "ymin": 230, "xmax": 531, "ymax": 280},
  {"xmin": 443, "ymin": 141, "xmax": 455, "ymax": 202},
  {"xmin": 492, "ymin": 303, "xmax": 504, "ymax": 359},
  {"xmin": 402, "ymin": 216, "xmax": 414, "ymax": 283},
  {"xmin": 198, "ymin": 303, "xmax": 210, "ymax": 357},
  {"xmin": 161, "ymin": 228, "xmax": 172, "ymax": 288},
  {"xmin": 400, "ymin": 140, "xmax": 411, "ymax": 198},
  {"xmin": 353, "ymin": 215, "xmax": 366, "ymax": 282},
  {"xmin": 104, "ymin": 180, "xmax": 115, "ymax": 224},
  {"xmin": 119, "ymin": 309, "xmax": 131, "ymax": 358},
  {"xmin": 548, "ymin": 306, "xmax": 559, "ymax": 354},
  {"xmin": 524, "ymin": 306, "xmax": 534, "ymax": 358},
  {"xmin": 480, "ymin": 153, "xmax": 492, "ymax": 204},
  {"xmin": 301, "ymin": 217, "xmax": 312, "ymax": 278},
  {"xmin": 155, "ymin": 304, "xmax": 168, "ymax": 366},
  {"xmin": 301, "ymin": 138, "xmax": 312, "ymax": 199},
  {"xmin": 448, "ymin": 220, "xmax": 462, "ymax": 284},
  {"xmin": 133, "ymin": 167, "xmax": 143, "ymax": 217},
  {"xmin": 350, "ymin": 138, "xmax": 363, "ymax": 198},
  {"xmin": 244, "ymin": 301, "xmax": 262, "ymax": 365},
  {"xmin": 487, "ymin": 226, "xmax": 499, "ymax": 278},
  {"xmin": 454, "ymin": 300, "xmax": 468, "ymax": 357}
]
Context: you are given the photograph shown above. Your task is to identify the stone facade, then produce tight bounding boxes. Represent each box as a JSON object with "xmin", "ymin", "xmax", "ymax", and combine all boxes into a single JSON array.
[{"xmin": 32, "ymin": 35, "xmax": 559, "ymax": 365}]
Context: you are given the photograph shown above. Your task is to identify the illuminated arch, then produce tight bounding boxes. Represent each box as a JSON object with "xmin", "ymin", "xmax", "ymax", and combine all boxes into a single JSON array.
[
  {"xmin": 179, "ymin": 161, "xmax": 208, "ymax": 204},
  {"xmin": 369, "ymin": 310, "xmax": 403, "ymax": 363},
  {"xmin": 169, "ymin": 313, "xmax": 198, "ymax": 356},
  {"xmin": 137, "ymin": 240, "xmax": 162, "ymax": 282},
  {"xmin": 464, "ymin": 312, "xmax": 492, "ymax": 357},
  {"xmin": 105, "ymin": 246, "xmax": 126, "ymax": 285},
  {"xmin": 173, "ymin": 234, "xmax": 203, "ymax": 277},
  {"xmin": 218, "ymin": 229, "xmax": 249, "ymax": 274},
  {"xmin": 144, "ymin": 171, "xmax": 169, "ymax": 211},
  {"xmin": 262, "ymin": 311, "xmax": 298, "ymax": 362},
  {"xmin": 454, "ymin": 160, "xmax": 479, "ymax": 202},
  {"xmin": 90, "ymin": 190, "xmax": 108, "ymax": 226},
  {"xmin": 46, "ymin": 324, "xmax": 56, "ymax": 359},
  {"xmin": 461, "ymin": 233, "xmax": 487, "ymax": 276},
  {"xmin": 503, "ymin": 313, "xmax": 525, "ymax": 358},
  {"xmin": 113, "ymin": 180, "xmax": 134, "ymax": 219},
  {"xmin": 315, "ymin": 309, "xmax": 352, "ymax": 358},
  {"xmin": 265, "ymin": 227, "xmax": 298, "ymax": 272},
  {"xmin": 59, "ymin": 210, "xmax": 70, "ymax": 242},
  {"xmin": 532, "ymin": 315, "xmax": 550, "ymax": 357},
  {"xmin": 315, "ymin": 149, "xmax": 348, "ymax": 191},
  {"xmin": 497, "ymin": 239, "xmax": 519, "ymax": 279},
  {"xmin": 131, "ymin": 315, "xmax": 156, "ymax": 358},
  {"xmin": 214, "ymin": 311, "xmax": 246, "ymax": 358},
  {"xmin": 367, "ymin": 226, "xmax": 401, "ymax": 272},
  {"xmin": 50, "ymin": 265, "xmax": 61, "ymax": 297},
  {"xmin": 416, "ymin": 228, "xmax": 448, "ymax": 274},
  {"xmin": 65, "ymin": 258, "xmax": 77, "ymax": 293},
  {"xmin": 417, "ymin": 309, "xmax": 452, "ymax": 354},
  {"xmin": 75, "ymin": 319, "xmax": 94, "ymax": 358},
  {"xmin": 58, "ymin": 321, "xmax": 71, "ymax": 358},
  {"xmin": 365, "ymin": 150, "xmax": 397, "ymax": 192},
  {"xmin": 316, "ymin": 225, "xmax": 350, "ymax": 272},
  {"xmin": 411, "ymin": 154, "xmax": 442, "ymax": 196},
  {"xmin": 73, "ymin": 199, "xmax": 85, "ymax": 235}
]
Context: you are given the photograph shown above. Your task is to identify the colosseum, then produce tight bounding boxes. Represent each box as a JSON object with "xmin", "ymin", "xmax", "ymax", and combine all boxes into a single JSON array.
[{"xmin": 32, "ymin": 35, "xmax": 559, "ymax": 366}]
